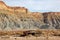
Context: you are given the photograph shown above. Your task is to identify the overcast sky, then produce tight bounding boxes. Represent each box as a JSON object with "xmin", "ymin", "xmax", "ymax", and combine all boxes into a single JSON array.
[{"xmin": 2, "ymin": 0, "xmax": 60, "ymax": 12}]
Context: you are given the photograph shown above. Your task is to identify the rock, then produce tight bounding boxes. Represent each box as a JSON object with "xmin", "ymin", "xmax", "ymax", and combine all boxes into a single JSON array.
[{"xmin": 0, "ymin": 1, "xmax": 60, "ymax": 31}]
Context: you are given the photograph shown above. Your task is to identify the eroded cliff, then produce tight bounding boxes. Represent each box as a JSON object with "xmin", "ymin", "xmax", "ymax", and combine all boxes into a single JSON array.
[{"xmin": 0, "ymin": 1, "xmax": 60, "ymax": 31}]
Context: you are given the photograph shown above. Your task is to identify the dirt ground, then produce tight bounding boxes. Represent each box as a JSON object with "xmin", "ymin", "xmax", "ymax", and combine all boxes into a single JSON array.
[
  {"xmin": 0, "ymin": 29, "xmax": 60, "ymax": 40},
  {"xmin": 0, "ymin": 36, "xmax": 60, "ymax": 40}
]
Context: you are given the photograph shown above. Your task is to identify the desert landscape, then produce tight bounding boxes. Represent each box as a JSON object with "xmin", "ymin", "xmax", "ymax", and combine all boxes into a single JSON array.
[
  {"xmin": 0, "ymin": 1, "xmax": 60, "ymax": 40},
  {"xmin": 0, "ymin": 29, "xmax": 60, "ymax": 40}
]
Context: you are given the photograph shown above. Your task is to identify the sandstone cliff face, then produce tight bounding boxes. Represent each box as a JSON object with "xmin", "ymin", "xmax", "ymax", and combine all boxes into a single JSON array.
[
  {"xmin": 42, "ymin": 12, "xmax": 60, "ymax": 29},
  {"xmin": 0, "ymin": 1, "xmax": 27, "ymax": 13},
  {"xmin": 0, "ymin": 1, "xmax": 60, "ymax": 31}
]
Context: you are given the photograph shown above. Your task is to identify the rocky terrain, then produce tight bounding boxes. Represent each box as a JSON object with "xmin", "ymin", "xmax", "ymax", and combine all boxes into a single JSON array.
[
  {"xmin": 0, "ymin": 1, "xmax": 60, "ymax": 31},
  {"xmin": 0, "ymin": 1, "xmax": 60, "ymax": 40},
  {"xmin": 0, "ymin": 29, "xmax": 60, "ymax": 40}
]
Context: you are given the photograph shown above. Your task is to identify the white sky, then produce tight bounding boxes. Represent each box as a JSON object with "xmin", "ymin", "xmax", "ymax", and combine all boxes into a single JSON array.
[{"xmin": 2, "ymin": 0, "xmax": 60, "ymax": 12}]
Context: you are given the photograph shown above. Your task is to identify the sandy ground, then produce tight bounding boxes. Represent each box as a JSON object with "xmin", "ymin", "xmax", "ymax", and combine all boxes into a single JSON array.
[
  {"xmin": 0, "ymin": 36, "xmax": 60, "ymax": 40},
  {"xmin": 0, "ymin": 29, "xmax": 60, "ymax": 40}
]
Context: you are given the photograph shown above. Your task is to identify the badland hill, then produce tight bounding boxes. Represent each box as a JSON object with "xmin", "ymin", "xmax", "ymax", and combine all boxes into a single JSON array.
[{"xmin": 0, "ymin": 1, "xmax": 60, "ymax": 31}]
